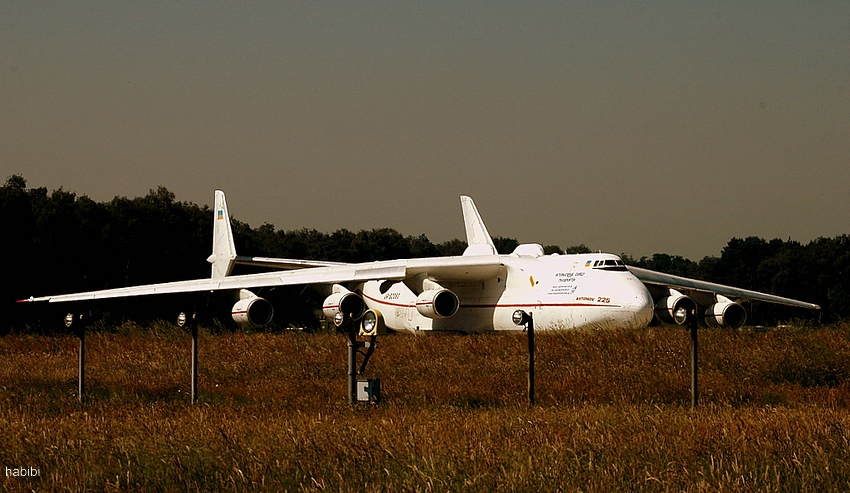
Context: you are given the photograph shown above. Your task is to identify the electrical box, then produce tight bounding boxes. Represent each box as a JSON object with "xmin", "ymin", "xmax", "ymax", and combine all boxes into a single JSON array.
[{"xmin": 356, "ymin": 378, "xmax": 381, "ymax": 404}]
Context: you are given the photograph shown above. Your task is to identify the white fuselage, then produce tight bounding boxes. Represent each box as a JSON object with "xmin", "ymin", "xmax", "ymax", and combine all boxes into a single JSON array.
[{"xmin": 360, "ymin": 253, "xmax": 655, "ymax": 332}]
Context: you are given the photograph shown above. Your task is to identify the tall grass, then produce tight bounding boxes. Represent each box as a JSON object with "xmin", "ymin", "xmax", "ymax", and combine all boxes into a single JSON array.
[{"xmin": 1, "ymin": 323, "xmax": 849, "ymax": 491}]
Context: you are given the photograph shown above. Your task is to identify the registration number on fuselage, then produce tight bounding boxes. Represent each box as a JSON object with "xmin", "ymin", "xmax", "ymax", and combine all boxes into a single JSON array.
[{"xmin": 576, "ymin": 296, "xmax": 611, "ymax": 304}]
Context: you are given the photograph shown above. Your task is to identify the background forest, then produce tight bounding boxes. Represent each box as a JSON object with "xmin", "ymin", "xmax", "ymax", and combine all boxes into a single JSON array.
[{"xmin": 4, "ymin": 175, "xmax": 847, "ymax": 332}]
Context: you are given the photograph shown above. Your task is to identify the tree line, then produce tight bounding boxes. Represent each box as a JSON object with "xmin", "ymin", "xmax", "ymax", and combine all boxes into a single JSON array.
[{"xmin": 3, "ymin": 175, "xmax": 846, "ymax": 331}]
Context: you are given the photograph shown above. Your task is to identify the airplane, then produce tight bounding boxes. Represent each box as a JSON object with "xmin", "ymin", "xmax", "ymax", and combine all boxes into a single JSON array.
[{"xmin": 19, "ymin": 191, "xmax": 820, "ymax": 333}]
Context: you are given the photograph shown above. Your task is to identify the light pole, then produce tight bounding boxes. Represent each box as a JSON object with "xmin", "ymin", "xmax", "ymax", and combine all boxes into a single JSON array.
[{"xmin": 512, "ymin": 310, "xmax": 535, "ymax": 406}]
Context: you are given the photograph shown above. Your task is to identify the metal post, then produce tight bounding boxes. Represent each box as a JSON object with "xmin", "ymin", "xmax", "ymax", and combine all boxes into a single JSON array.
[
  {"xmin": 690, "ymin": 316, "xmax": 699, "ymax": 408},
  {"xmin": 178, "ymin": 311, "xmax": 200, "ymax": 404},
  {"xmin": 191, "ymin": 314, "xmax": 199, "ymax": 404},
  {"xmin": 527, "ymin": 313, "xmax": 535, "ymax": 406},
  {"xmin": 78, "ymin": 321, "xmax": 85, "ymax": 404},
  {"xmin": 347, "ymin": 326, "xmax": 357, "ymax": 405}
]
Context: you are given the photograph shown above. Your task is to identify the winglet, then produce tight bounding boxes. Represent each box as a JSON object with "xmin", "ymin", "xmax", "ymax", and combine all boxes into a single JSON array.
[
  {"xmin": 207, "ymin": 190, "xmax": 238, "ymax": 278},
  {"xmin": 460, "ymin": 196, "xmax": 497, "ymax": 256}
]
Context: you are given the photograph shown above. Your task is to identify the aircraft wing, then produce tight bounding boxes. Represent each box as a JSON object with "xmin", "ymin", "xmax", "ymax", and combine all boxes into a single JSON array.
[
  {"xmin": 232, "ymin": 256, "xmax": 347, "ymax": 270},
  {"xmin": 627, "ymin": 266, "xmax": 821, "ymax": 310},
  {"xmin": 20, "ymin": 255, "xmax": 502, "ymax": 304}
]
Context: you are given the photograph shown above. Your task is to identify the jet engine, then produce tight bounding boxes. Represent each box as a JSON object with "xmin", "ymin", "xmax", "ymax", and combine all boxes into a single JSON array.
[
  {"xmin": 231, "ymin": 292, "xmax": 274, "ymax": 327},
  {"xmin": 322, "ymin": 291, "xmax": 366, "ymax": 324},
  {"xmin": 704, "ymin": 300, "xmax": 747, "ymax": 328},
  {"xmin": 654, "ymin": 290, "xmax": 697, "ymax": 326},
  {"xmin": 415, "ymin": 289, "xmax": 459, "ymax": 319}
]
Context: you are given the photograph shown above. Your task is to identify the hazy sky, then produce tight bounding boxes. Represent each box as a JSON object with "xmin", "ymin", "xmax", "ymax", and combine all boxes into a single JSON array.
[{"xmin": 3, "ymin": 2, "xmax": 848, "ymax": 260}]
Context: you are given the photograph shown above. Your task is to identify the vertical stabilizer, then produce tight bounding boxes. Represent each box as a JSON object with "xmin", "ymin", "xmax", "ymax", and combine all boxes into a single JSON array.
[
  {"xmin": 460, "ymin": 196, "xmax": 497, "ymax": 256},
  {"xmin": 208, "ymin": 190, "xmax": 238, "ymax": 278}
]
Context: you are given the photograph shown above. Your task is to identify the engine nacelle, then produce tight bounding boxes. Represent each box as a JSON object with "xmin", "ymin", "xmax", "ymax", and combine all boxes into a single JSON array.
[
  {"xmin": 415, "ymin": 289, "xmax": 459, "ymax": 319},
  {"xmin": 322, "ymin": 291, "xmax": 366, "ymax": 324},
  {"xmin": 654, "ymin": 292, "xmax": 697, "ymax": 326},
  {"xmin": 704, "ymin": 301, "xmax": 747, "ymax": 328},
  {"xmin": 231, "ymin": 295, "xmax": 274, "ymax": 327}
]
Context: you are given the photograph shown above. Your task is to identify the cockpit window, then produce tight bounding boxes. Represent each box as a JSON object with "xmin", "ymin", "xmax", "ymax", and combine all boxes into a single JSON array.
[{"xmin": 592, "ymin": 259, "xmax": 628, "ymax": 271}]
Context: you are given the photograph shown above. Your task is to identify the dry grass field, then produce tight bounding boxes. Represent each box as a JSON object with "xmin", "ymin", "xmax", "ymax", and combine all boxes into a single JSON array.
[{"xmin": 2, "ymin": 322, "xmax": 850, "ymax": 492}]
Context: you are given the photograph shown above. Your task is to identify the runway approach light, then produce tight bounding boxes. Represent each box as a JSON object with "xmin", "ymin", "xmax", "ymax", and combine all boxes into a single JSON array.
[
  {"xmin": 512, "ymin": 310, "xmax": 532, "ymax": 326},
  {"xmin": 333, "ymin": 312, "xmax": 346, "ymax": 327},
  {"xmin": 360, "ymin": 309, "xmax": 386, "ymax": 336},
  {"xmin": 64, "ymin": 313, "xmax": 75, "ymax": 328}
]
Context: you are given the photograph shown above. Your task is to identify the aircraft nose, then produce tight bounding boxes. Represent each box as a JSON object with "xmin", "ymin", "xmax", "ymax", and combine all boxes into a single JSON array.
[{"xmin": 622, "ymin": 283, "xmax": 654, "ymax": 329}]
